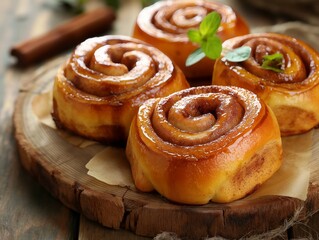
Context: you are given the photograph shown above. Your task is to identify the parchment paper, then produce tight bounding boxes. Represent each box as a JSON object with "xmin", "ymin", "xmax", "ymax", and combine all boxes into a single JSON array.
[{"xmin": 32, "ymin": 91, "xmax": 97, "ymax": 148}]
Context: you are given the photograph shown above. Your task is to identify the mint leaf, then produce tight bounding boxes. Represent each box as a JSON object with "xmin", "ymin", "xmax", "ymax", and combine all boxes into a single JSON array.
[
  {"xmin": 201, "ymin": 36, "xmax": 222, "ymax": 60},
  {"xmin": 186, "ymin": 48, "xmax": 206, "ymax": 66},
  {"xmin": 186, "ymin": 11, "xmax": 251, "ymax": 67},
  {"xmin": 261, "ymin": 65, "xmax": 284, "ymax": 73},
  {"xmin": 187, "ymin": 29, "xmax": 202, "ymax": 44},
  {"xmin": 261, "ymin": 53, "xmax": 284, "ymax": 73},
  {"xmin": 262, "ymin": 52, "xmax": 283, "ymax": 62},
  {"xmin": 186, "ymin": 11, "xmax": 222, "ymax": 67},
  {"xmin": 224, "ymin": 46, "xmax": 251, "ymax": 62},
  {"xmin": 199, "ymin": 12, "xmax": 221, "ymax": 37}
]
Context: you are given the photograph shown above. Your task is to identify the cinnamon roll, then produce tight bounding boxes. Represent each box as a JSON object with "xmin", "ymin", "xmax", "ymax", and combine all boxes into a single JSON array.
[
  {"xmin": 132, "ymin": 0, "xmax": 250, "ymax": 79},
  {"xmin": 52, "ymin": 35, "xmax": 190, "ymax": 145},
  {"xmin": 126, "ymin": 86, "xmax": 282, "ymax": 204},
  {"xmin": 213, "ymin": 33, "xmax": 319, "ymax": 136}
]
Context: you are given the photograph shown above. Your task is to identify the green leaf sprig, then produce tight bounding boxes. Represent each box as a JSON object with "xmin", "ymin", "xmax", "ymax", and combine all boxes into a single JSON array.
[
  {"xmin": 261, "ymin": 53, "xmax": 284, "ymax": 73},
  {"xmin": 186, "ymin": 12, "xmax": 222, "ymax": 67},
  {"xmin": 186, "ymin": 12, "xmax": 252, "ymax": 67},
  {"xmin": 186, "ymin": 12, "xmax": 285, "ymax": 74},
  {"xmin": 223, "ymin": 46, "xmax": 252, "ymax": 62}
]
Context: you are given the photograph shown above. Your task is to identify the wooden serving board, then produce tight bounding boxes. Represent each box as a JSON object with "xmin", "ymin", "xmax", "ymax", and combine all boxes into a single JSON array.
[{"xmin": 13, "ymin": 58, "xmax": 319, "ymax": 239}]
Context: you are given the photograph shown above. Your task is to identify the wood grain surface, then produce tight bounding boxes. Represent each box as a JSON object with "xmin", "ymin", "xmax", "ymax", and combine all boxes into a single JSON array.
[
  {"xmin": 2, "ymin": 0, "xmax": 319, "ymax": 239},
  {"xmin": 13, "ymin": 52, "xmax": 319, "ymax": 239}
]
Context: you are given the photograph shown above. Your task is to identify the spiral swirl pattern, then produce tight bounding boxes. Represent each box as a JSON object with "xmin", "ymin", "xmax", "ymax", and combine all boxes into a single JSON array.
[
  {"xmin": 64, "ymin": 36, "xmax": 180, "ymax": 97},
  {"xmin": 126, "ymin": 86, "xmax": 282, "ymax": 204},
  {"xmin": 133, "ymin": 0, "xmax": 250, "ymax": 79},
  {"xmin": 213, "ymin": 33, "xmax": 319, "ymax": 135},
  {"xmin": 52, "ymin": 35, "xmax": 189, "ymax": 144}
]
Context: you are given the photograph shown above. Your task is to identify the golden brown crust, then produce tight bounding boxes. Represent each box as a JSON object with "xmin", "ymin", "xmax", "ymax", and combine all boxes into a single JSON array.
[
  {"xmin": 212, "ymin": 33, "xmax": 319, "ymax": 136},
  {"xmin": 52, "ymin": 35, "xmax": 190, "ymax": 145},
  {"xmin": 132, "ymin": 0, "xmax": 250, "ymax": 79},
  {"xmin": 126, "ymin": 85, "xmax": 282, "ymax": 204}
]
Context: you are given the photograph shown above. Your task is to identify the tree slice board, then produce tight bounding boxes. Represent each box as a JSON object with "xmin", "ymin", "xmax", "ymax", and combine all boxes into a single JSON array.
[{"xmin": 13, "ymin": 58, "xmax": 319, "ymax": 239}]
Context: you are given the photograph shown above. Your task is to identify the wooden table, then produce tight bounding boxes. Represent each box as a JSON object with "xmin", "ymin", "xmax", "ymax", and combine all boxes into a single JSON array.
[{"xmin": 1, "ymin": 0, "xmax": 319, "ymax": 239}]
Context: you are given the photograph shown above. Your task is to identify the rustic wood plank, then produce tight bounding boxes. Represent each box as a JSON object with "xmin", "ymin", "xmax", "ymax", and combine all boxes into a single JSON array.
[
  {"xmin": 79, "ymin": 215, "xmax": 150, "ymax": 240},
  {"xmin": 0, "ymin": 0, "xmax": 79, "ymax": 239},
  {"xmin": 0, "ymin": 67, "xmax": 78, "ymax": 239},
  {"xmin": 0, "ymin": 156, "xmax": 78, "ymax": 239},
  {"xmin": 288, "ymin": 211, "xmax": 319, "ymax": 239},
  {"xmin": 288, "ymin": 184, "xmax": 319, "ymax": 239}
]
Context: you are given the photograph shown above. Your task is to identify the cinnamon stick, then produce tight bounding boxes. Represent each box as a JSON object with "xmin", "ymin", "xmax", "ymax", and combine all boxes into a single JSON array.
[{"xmin": 11, "ymin": 7, "xmax": 116, "ymax": 67}]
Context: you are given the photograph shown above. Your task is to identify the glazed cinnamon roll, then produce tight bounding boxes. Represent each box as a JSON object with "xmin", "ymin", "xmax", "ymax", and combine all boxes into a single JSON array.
[
  {"xmin": 213, "ymin": 33, "xmax": 319, "ymax": 136},
  {"xmin": 126, "ymin": 86, "xmax": 282, "ymax": 204},
  {"xmin": 132, "ymin": 0, "xmax": 250, "ymax": 79},
  {"xmin": 52, "ymin": 35, "xmax": 190, "ymax": 145}
]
